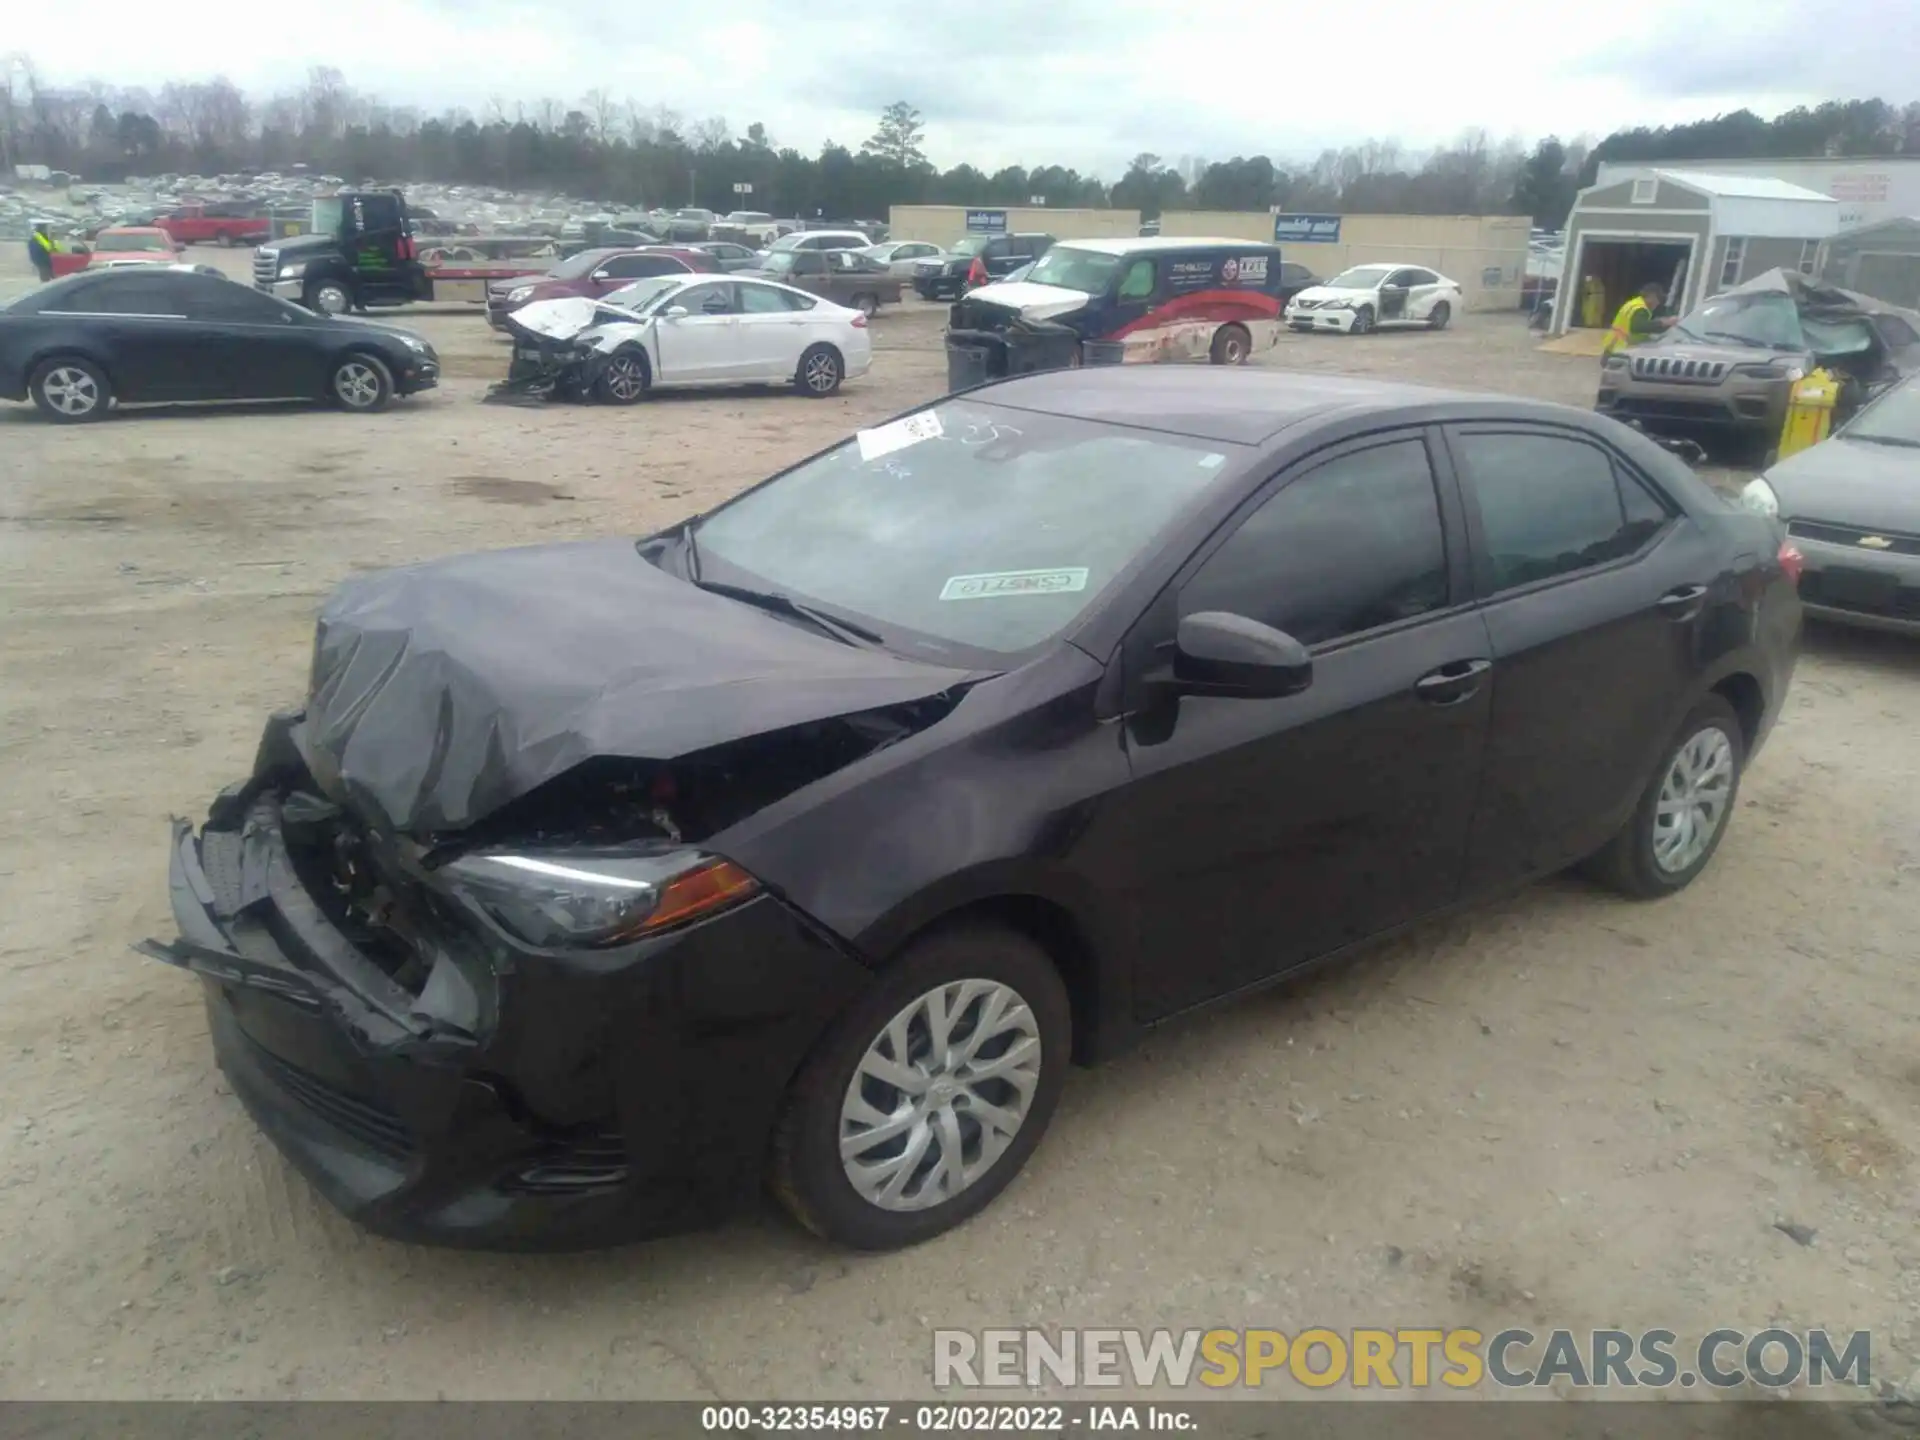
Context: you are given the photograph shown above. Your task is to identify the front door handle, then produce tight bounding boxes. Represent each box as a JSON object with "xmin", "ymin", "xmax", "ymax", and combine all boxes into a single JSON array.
[
  {"xmin": 1657, "ymin": 583, "xmax": 1709, "ymax": 621},
  {"xmin": 1415, "ymin": 658, "xmax": 1492, "ymax": 706}
]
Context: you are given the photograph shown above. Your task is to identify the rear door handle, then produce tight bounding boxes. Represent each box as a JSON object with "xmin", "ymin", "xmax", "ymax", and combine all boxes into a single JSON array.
[
  {"xmin": 1415, "ymin": 658, "xmax": 1492, "ymax": 706},
  {"xmin": 1658, "ymin": 583, "xmax": 1709, "ymax": 621}
]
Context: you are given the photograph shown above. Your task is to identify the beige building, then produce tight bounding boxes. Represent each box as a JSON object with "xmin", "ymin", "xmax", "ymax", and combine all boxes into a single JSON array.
[
  {"xmin": 1158, "ymin": 211, "xmax": 1531, "ymax": 311},
  {"xmin": 886, "ymin": 205, "xmax": 1142, "ymax": 246}
]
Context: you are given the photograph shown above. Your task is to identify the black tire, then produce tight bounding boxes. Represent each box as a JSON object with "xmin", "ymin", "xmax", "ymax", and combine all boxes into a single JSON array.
[
  {"xmin": 1585, "ymin": 695, "xmax": 1745, "ymax": 899},
  {"xmin": 795, "ymin": 344, "xmax": 844, "ymax": 397},
  {"xmin": 29, "ymin": 356, "xmax": 112, "ymax": 424},
  {"xmin": 771, "ymin": 923, "xmax": 1071, "ymax": 1250},
  {"xmin": 1350, "ymin": 305, "xmax": 1375, "ymax": 336},
  {"xmin": 594, "ymin": 347, "xmax": 650, "ymax": 404},
  {"xmin": 329, "ymin": 352, "xmax": 393, "ymax": 413},
  {"xmin": 850, "ymin": 292, "xmax": 879, "ymax": 318},
  {"xmin": 1209, "ymin": 323, "xmax": 1252, "ymax": 366},
  {"xmin": 305, "ymin": 277, "xmax": 354, "ymax": 316},
  {"xmin": 1427, "ymin": 300, "xmax": 1451, "ymax": 331},
  {"xmin": 217, "ymin": 232, "xmax": 235, "ymax": 249}
]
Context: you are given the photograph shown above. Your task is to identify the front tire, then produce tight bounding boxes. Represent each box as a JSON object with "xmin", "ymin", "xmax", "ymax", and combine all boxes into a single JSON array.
[
  {"xmin": 1427, "ymin": 300, "xmax": 1452, "ymax": 331},
  {"xmin": 305, "ymin": 278, "xmax": 353, "ymax": 316},
  {"xmin": 796, "ymin": 343, "xmax": 844, "ymax": 397},
  {"xmin": 1209, "ymin": 323, "xmax": 1252, "ymax": 365},
  {"xmin": 594, "ymin": 347, "xmax": 650, "ymax": 404},
  {"xmin": 30, "ymin": 357, "xmax": 112, "ymax": 423},
  {"xmin": 771, "ymin": 924, "xmax": 1071, "ymax": 1250},
  {"xmin": 329, "ymin": 353, "xmax": 393, "ymax": 412},
  {"xmin": 1349, "ymin": 304, "xmax": 1375, "ymax": 336},
  {"xmin": 1587, "ymin": 696, "xmax": 1745, "ymax": 898}
]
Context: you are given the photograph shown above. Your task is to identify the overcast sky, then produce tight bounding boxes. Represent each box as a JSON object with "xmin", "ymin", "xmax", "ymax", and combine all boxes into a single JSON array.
[{"xmin": 13, "ymin": 0, "xmax": 1915, "ymax": 176}]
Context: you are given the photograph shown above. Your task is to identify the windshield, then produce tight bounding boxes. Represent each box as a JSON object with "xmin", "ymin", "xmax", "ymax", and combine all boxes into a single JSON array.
[
  {"xmin": 689, "ymin": 401, "xmax": 1236, "ymax": 660},
  {"xmin": 549, "ymin": 250, "xmax": 613, "ymax": 280},
  {"xmin": 1840, "ymin": 375, "xmax": 1920, "ymax": 448},
  {"xmin": 758, "ymin": 252, "xmax": 798, "ymax": 273},
  {"xmin": 1023, "ymin": 246, "xmax": 1122, "ymax": 293},
  {"xmin": 603, "ymin": 277, "xmax": 684, "ymax": 312},
  {"xmin": 95, "ymin": 231, "xmax": 170, "ymax": 253},
  {"xmin": 1673, "ymin": 292, "xmax": 1803, "ymax": 350},
  {"xmin": 1326, "ymin": 266, "xmax": 1393, "ymax": 290},
  {"xmin": 951, "ymin": 236, "xmax": 992, "ymax": 257},
  {"xmin": 312, "ymin": 197, "xmax": 344, "ymax": 235}
]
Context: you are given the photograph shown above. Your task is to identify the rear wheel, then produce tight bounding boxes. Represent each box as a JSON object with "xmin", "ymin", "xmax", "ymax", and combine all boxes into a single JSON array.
[
  {"xmin": 770, "ymin": 924, "xmax": 1071, "ymax": 1250},
  {"xmin": 30, "ymin": 357, "xmax": 111, "ymax": 423},
  {"xmin": 329, "ymin": 353, "xmax": 393, "ymax": 412},
  {"xmin": 595, "ymin": 347, "xmax": 650, "ymax": 404},
  {"xmin": 1427, "ymin": 300, "xmax": 1452, "ymax": 331},
  {"xmin": 1350, "ymin": 305, "xmax": 1375, "ymax": 336},
  {"xmin": 796, "ymin": 344, "xmax": 844, "ymax": 397},
  {"xmin": 217, "ymin": 232, "xmax": 236, "ymax": 249},
  {"xmin": 1209, "ymin": 323, "xmax": 1252, "ymax": 365},
  {"xmin": 1586, "ymin": 696, "xmax": 1744, "ymax": 898}
]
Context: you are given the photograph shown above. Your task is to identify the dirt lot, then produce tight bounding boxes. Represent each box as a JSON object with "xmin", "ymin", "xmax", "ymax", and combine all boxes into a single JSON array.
[{"xmin": 2, "ymin": 247, "xmax": 1917, "ymax": 1403}]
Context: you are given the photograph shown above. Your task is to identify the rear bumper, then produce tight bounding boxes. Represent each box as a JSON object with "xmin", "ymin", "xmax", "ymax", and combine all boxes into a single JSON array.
[{"xmin": 141, "ymin": 747, "xmax": 872, "ymax": 1250}]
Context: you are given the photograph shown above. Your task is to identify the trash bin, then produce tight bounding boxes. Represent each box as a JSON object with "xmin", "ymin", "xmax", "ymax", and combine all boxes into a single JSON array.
[
  {"xmin": 946, "ymin": 339, "xmax": 999, "ymax": 392},
  {"xmin": 1081, "ymin": 340, "xmax": 1127, "ymax": 366}
]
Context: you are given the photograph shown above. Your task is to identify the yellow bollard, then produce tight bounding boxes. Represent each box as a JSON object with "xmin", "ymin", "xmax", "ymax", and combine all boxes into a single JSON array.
[{"xmin": 1777, "ymin": 368, "xmax": 1839, "ymax": 460}]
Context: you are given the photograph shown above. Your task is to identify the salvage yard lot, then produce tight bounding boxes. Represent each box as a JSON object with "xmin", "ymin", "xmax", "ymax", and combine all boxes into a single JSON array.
[{"xmin": 2, "ymin": 247, "xmax": 1918, "ymax": 1400}]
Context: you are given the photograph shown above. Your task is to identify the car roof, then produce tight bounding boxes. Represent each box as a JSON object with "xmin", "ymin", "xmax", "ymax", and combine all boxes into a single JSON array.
[
  {"xmin": 972, "ymin": 367, "xmax": 1558, "ymax": 446},
  {"xmin": 1046, "ymin": 236, "xmax": 1276, "ymax": 256},
  {"xmin": 101, "ymin": 225, "xmax": 168, "ymax": 235}
]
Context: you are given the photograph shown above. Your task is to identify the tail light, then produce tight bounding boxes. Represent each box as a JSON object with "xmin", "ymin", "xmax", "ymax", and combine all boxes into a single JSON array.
[
  {"xmin": 851, "ymin": 314, "xmax": 868, "ymax": 328},
  {"xmin": 1778, "ymin": 541, "xmax": 1804, "ymax": 585},
  {"xmin": 398, "ymin": 234, "xmax": 415, "ymax": 261},
  {"xmin": 968, "ymin": 257, "xmax": 988, "ymax": 286}
]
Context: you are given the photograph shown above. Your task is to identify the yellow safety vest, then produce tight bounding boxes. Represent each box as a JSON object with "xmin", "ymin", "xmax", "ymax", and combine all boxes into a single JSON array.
[
  {"xmin": 1603, "ymin": 296, "xmax": 1650, "ymax": 355},
  {"xmin": 31, "ymin": 231, "xmax": 55, "ymax": 255}
]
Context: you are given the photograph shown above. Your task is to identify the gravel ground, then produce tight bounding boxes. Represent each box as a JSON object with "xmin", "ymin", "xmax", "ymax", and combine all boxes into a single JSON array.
[{"xmin": 1, "ymin": 247, "xmax": 1916, "ymax": 1403}]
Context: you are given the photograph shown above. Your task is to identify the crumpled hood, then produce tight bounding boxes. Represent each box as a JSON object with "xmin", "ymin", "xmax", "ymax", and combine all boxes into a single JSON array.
[
  {"xmin": 962, "ymin": 281, "xmax": 1092, "ymax": 321},
  {"xmin": 299, "ymin": 538, "xmax": 978, "ymax": 836}
]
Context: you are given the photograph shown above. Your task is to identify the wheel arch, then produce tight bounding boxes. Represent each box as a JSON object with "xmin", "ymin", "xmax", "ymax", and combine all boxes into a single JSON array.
[
  {"xmin": 28, "ymin": 346, "xmax": 115, "ymax": 387},
  {"xmin": 1708, "ymin": 669, "xmax": 1765, "ymax": 753}
]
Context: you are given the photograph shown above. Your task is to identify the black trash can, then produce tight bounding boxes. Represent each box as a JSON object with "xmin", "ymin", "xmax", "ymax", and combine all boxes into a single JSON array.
[
  {"xmin": 1081, "ymin": 340, "xmax": 1127, "ymax": 366},
  {"xmin": 1003, "ymin": 321, "xmax": 1084, "ymax": 376},
  {"xmin": 946, "ymin": 341, "xmax": 997, "ymax": 392}
]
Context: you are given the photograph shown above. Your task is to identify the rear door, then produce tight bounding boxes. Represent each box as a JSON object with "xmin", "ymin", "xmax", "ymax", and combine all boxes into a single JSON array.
[
  {"xmin": 735, "ymin": 281, "xmax": 814, "ymax": 380},
  {"xmin": 1445, "ymin": 423, "xmax": 1718, "ymax": 890},
  {"xmin": 653, "ymin": 280, "xmax": 744, "ymax": 382},
  {"xmin": 1103, "ymin": 430, "xmax": 1492, "ymax": 1019},
  {"xmin": 49, "ymin": 273, "xmax": 207, "ymax": 401}
]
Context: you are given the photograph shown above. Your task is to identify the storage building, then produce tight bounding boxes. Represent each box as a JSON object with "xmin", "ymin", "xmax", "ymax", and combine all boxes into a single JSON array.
[
  {"xmin": 1554, "ymin": 169, "xmax": 1839, "ymax": 336},
  {"xmin": 1819, "ymin": 216, "xmax": 1920, "ymax": 310}
]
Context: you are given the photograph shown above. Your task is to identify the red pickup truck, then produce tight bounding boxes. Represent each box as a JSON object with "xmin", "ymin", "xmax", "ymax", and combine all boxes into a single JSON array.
[{"xmin": 157, "ymin": 204, "xmax": 270, "ymax": 248}]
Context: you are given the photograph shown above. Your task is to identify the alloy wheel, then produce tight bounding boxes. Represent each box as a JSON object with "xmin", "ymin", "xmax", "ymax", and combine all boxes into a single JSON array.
[
  {"xmin": 333, "ymin": 361, "xmax": 382, "ymax": 409},
  {"xmin": 604, "ymin": 355, "xmax": 646, "ymax": 401},
  {"xmin": 41, "ymin": 366, "xmax": 101, "ymax": 417},
  {"xmin": 839, "ymin": 979, "xmax": 1043, "ymax": 1213},
  {"xmin": 313, "ymin": 284, "xmax": 351, "ymax": 316},
  {"xmin": 1652, "ymin": 726, "xmax": 1735, "ymax": 873},
  {"xmin": 805, "ymin": 352, "xmax": 840, "ymax": 393}
]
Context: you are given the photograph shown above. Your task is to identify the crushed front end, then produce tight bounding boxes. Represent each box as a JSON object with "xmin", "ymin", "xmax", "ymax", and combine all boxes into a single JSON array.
[{"xmin": 142, "ymin": 711, "xmax": 874, "ymax": 1250}]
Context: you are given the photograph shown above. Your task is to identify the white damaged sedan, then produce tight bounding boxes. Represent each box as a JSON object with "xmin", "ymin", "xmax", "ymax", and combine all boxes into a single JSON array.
[
  {"xmin": 505, "ymin": 272, "xmax": 873, "ymax": 402},
  {"xmin": 1284, "ymin": 264, "xmax": 1464, "ymax": 335}
]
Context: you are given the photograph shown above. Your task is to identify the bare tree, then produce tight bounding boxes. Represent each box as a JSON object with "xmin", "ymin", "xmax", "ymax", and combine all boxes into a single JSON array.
[
  {"xmin": 690, "ymin": 115, "xmax": 730, "ymax": 152},
  {"xmin": 582, "ymin": 89, "xmax": 617, "ymax": 143}
]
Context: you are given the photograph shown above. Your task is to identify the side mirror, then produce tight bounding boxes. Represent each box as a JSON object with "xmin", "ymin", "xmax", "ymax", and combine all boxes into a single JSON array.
[
  {"xmin": 591, "ymin": 269, "xmax": 612, "ymax": 282},
  {"xmin": 661, "ymin": 305, "xmax": 690, "ymax": 319},
  {"xmin": 1171, "ymin": 612, "xmax": 1312, "ymax": 699}
]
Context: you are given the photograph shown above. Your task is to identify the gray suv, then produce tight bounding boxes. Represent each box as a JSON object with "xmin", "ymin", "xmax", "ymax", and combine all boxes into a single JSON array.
[{"xmin": 1596, "ymin": 270, "xmax": 1920, "ymax": 455}]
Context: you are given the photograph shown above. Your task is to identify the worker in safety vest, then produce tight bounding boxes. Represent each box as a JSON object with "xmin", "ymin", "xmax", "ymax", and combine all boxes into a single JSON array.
[
  {"xmin": 1602, "ymin": 281, "xmax": 1675, "ymax": 355},
  {"xmin": 28, "ymin": 222, "xmax": 60, "ymax": 283}
]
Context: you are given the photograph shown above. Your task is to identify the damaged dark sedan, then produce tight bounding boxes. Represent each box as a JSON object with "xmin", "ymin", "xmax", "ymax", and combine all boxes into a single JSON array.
[{"xmin": 144, "ymin": 368, "xmax": 1801, "ymax": 1252}]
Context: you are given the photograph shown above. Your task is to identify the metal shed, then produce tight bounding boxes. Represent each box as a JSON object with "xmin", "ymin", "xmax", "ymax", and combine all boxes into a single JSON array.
[
  {"xmin": 1819, "ymin": 216, "xmax": 1920, "ymax": 310},
  {"xmin": 1554, "ymin": 169, "xmax": 1840, "ymax": 336}
]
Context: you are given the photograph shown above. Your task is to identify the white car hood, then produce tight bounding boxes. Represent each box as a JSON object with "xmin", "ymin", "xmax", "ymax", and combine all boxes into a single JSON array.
[
  {"xmin": 966, "ymin": 280, "xmax": 1092, "ymax": 321},
  {"xmin": 1290, "ymin": 285, "xmax": 1376, "ymax": 306},
  {"xmin": 509, "ymin": 295, "xmax": 653, "ymax": 353}
]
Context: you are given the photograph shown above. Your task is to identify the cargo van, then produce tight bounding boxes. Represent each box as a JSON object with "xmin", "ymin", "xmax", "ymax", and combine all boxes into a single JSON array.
[{"xmin": 949, "ymin": 237, "xmax": 1288, "ymax": 365}]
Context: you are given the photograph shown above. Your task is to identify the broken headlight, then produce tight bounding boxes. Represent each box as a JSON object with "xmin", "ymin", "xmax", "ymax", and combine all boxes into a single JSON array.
[{"xmin": 441, "ymin": 849, "xmax": 759, "ymax": 948}]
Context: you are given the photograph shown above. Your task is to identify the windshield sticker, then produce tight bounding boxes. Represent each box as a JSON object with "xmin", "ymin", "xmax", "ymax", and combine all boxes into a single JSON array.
[
  {"xmin": 857, "ymin": 411, "xmax": 944, "ymax": 461},
  {"xmin": 1198, "ymin": 452, "xmax": 1226, "ymax": 469},
  {"xmin": 940, "ymin": 568, "xmax": 1090, "ymax": 601}
]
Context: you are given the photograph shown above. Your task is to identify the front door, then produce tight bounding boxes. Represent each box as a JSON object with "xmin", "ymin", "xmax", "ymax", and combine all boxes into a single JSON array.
[
  {"xmin": 1444, "ymin": 424, "xmax": 1718, "ymax": 890},
  {"xmin": 1096, "ymin": 431, "xmax": 1493, "ymax": 1019},
  {"xmin": 347, "ymin": 193, "xmax": 410, "ymax": 303},
  {"xmin": 61, "ymin": 273, "xmax": 210, "ymax": 401},
  {"xmin": 652, "ymin": 281, "xmax": 744, "ymax": 383},
  {"xmin": 179, "ymin": 277, "xmax": 330, "ymax": 398},
  {"xmin": 1378, "ymin": 269, "xmax": 1416, "ymax": 321}
]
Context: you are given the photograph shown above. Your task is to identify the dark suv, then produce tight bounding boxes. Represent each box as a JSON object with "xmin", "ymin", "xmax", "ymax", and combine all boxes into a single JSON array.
[{"xmin": 915, "ymin": 233, "xmax": 1055, "ymax": 300}]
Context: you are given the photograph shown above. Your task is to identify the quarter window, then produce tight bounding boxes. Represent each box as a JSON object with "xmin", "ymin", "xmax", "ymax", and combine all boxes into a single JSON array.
[
  {"xmin": 1180, "ymin": 439, "xmax": 1449, "ymax": 648},
  {"xmin": 1453, "ymin": 431, "xmax": 1669, "ymax": 593}
]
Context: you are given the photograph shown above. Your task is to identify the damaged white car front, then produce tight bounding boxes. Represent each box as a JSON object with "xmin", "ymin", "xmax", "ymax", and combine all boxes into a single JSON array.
[{"xmin": 492, "ymin": 290, "xmax": 664, "ymax": 405}]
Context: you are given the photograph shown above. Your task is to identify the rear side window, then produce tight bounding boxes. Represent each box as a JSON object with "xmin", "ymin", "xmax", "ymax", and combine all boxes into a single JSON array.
[
  {"xmin": 1453, "ymin": 430, "xmax": 1670, "ymax": 593},
  {"xmin": 740, "ymin": 283, "xmax": 810, "ymax": 313},
  {"xmin": 1180, "ymin": 438, "xmax": 1449, "ymax": 648},
  {"xmin": 48, "ymin": 275, "xmax": 186, "ymax": 315}
]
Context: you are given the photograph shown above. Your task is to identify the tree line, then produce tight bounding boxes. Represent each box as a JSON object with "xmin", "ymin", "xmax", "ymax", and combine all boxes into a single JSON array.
[{"xmin": 3, "ymin": 58, "xmax": 1917, "ymax": 229}]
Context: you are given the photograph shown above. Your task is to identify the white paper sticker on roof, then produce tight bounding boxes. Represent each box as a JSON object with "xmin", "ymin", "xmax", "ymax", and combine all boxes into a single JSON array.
[{"xmin": 857, "ymin": 411, "xmax": 944, "ymax": 461}]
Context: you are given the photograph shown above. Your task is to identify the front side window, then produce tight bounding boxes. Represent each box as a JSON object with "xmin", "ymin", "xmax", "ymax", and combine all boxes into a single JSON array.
[
  {"xmin": 1118, "ymin": 259, "xmax": 1156, "ymax": 300},
  {"xmin": 1453, "ymin": 431, "xmax": 1669, "ymax": 593},
  {"xmin": 603, "ymin": 254, "xmax": 678, "ymax": 279},
  {"xmin": 603, "ymin": 277, "xmax": 683, "ymax": 312},
  {"xmin": 688, "ymin": 401, "xmax": 1239, "ymax": 660},
  {"xmin": 1179, "ymin": 440, "xmax": 1448, "ymax": 648}
]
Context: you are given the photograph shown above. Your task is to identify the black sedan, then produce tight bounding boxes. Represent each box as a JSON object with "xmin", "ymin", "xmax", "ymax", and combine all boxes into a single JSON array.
[
  {"xmin": 142, "ymin": 369, "xmax": 1801, "ymax": 1251},
  {"xmin": 1, "ymin": 268, "xmax": 438, "ymax": 422}
]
